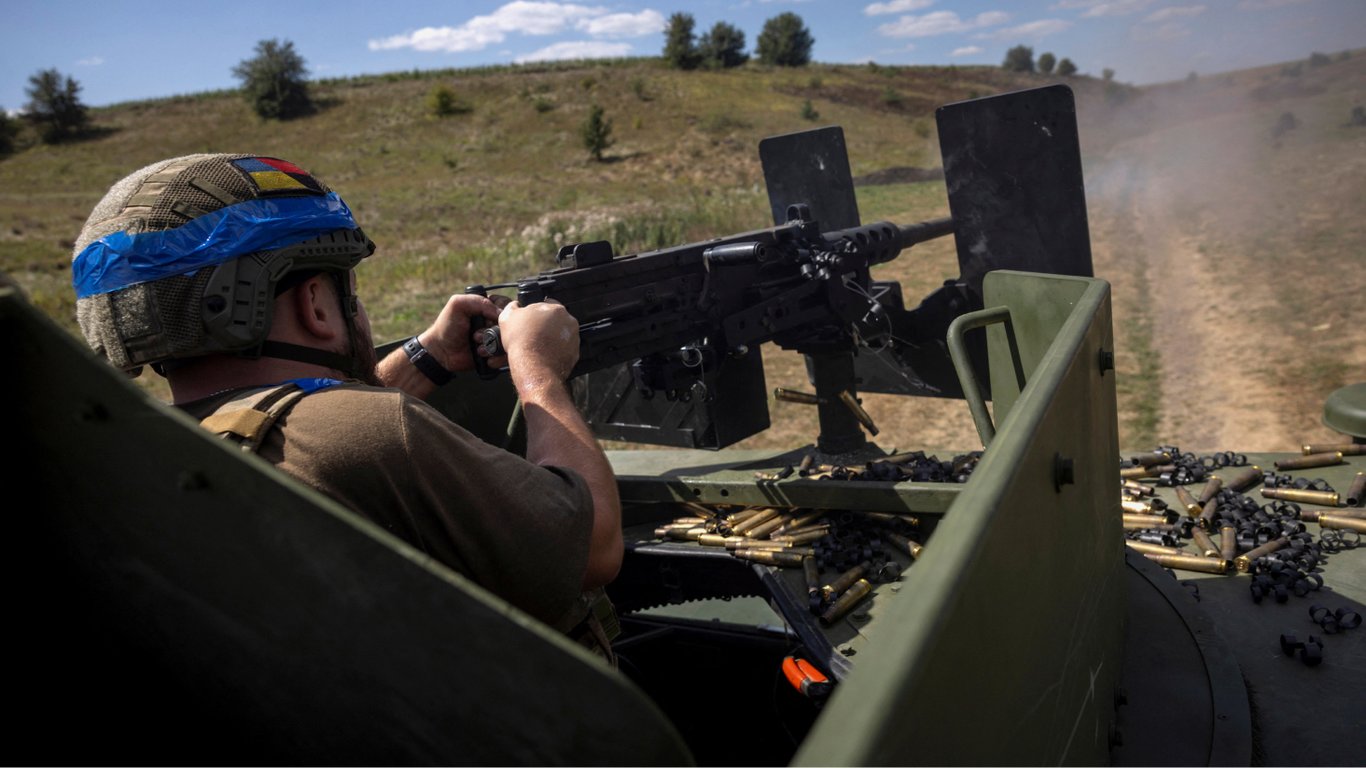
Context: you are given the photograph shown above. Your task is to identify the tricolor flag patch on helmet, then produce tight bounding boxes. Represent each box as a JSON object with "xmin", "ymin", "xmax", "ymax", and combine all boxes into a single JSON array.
[{"xmin": 233, "ymin": 157, "xmax": 325, "ymax": 195}]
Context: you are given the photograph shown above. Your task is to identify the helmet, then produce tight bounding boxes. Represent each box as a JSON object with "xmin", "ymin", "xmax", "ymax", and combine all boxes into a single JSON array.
[{"xmin": 71, "ymin": 154, "xmax": 375, "ymax": 375}]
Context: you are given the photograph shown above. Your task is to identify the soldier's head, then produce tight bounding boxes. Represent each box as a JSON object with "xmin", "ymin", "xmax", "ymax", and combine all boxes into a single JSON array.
[{"xmin": 72, "ymin": 154, "xmax": 378, "ymax": 381}]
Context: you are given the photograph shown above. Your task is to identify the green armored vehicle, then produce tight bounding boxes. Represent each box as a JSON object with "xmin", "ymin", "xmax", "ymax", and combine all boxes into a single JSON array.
[{"xmin": 8, "ymin": 85, "xmax": 1363, "ymax": 765}]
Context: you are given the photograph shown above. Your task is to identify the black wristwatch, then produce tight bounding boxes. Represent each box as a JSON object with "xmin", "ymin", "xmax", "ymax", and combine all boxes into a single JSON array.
[{"xmin": 403, "ymin": 336, "xmax": 455, "ymax": 386}]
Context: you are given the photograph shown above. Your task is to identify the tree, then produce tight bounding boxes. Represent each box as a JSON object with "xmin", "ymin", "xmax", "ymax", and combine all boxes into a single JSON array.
[
  {"xmin": 1102, "ymin": 68, "xmax": 1115, "ymax": 82},
  {"xmin": 1056, "ymin": 58, "xmax": 1078, "ymax": 77},
  {"xmin": 699, "ymin": 21, "xmax": 748, "ymax": 69},
  {"xmin": 24, "ymin": 69, "xmax": 88, "ymax": 143},
  {"xmin": 1002, "ymin": 45, "xmax": 1034, "ymax": 73},
  {"xmin": 663, "ymin": 12, "xmax": 700, "ymax": 70},
  {"xmin": 1037, "ymin": 52, "xmax": 1056, "ymax": 75},
  {"xmin": 232, "ymin": 39, "xmax": 312, "ymax": 119},
  {"xmin": 0, "ymin": 108, "xmax": 17, "ymax": 155},
  {"xmin": 756, "ymin": 12, "xmax": 814, "ymax": 67},
  {"xmin": 581, "ymin": 103, "xmax": 614, "ymax": 161}
]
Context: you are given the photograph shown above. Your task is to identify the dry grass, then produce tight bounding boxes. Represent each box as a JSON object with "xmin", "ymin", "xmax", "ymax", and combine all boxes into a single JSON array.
[{"xmin": 3, "ymin": 54, "xmax": 1363, "ymax": 453}]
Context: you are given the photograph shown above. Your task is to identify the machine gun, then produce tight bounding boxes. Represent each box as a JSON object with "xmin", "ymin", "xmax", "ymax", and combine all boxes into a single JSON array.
[{"xmin": 471, "ymin": 85, "xmax": 1095, "ymax": 453}]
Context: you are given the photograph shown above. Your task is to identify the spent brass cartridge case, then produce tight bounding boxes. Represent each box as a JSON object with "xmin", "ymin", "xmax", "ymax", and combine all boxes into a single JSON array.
[
  {"xmin": 734, "ymin": 549, "xmax": 807, "ymax": 567},
  {"xmin": 680, "ymin": 501, "xmax": 718, "ymax": 518},
  {"xmin": 664, "ymin": 526, "xmax": 707, "ymax": 541},
  {"xmin": 1348, "ymin": 472, "xmax": 1365, "ymax": 507},
  {"xmin": 1120, "ymin": 466, "xmax": 1158, "ymax": 480},
  {"xmin": 775, "ymin": 528, "xmax": 830, "ymax": 546},
  {"xmin": 666, "ymin": 517, "xmax": 709, "ymax": 526},
  {"xmin": 728, "ymin": 538, "xmax": 790, "ymax": 550},
  {"xmin": 1274, "ymin": 452, "xmax": 1344, "ymax": 471},
  {"xmin": 724, "ymin": 507, "xmax": 761, "ymax": 524},
  {"xmin": 838, "ymin": 390, "xmax": 880, "ymax": 436},
  {"xmin": 1219, "ymin": 524, "xmax": 1237, "ymax": 562},
  {"xmin": 821, "ymin": 579, "xmax": 873, "ymax": 625},
  {"xmin": 1318, "ymin": 515, "xmax": 1366, "ymax": 533},
  {"xmin": 1174, "ymin": 485, "xmax": 1202, "ymax": 516},
  {"xmin": 746, "ymin": 515, "xmax": 791, "ymax": 540},
  {"xmin": 1302, "ymin": 507, "xmax": 1366, "ymax": 522},
  {"xmin": 1197, "ymin": 476, "xmax": 1224, "ymax": 505},
  {"xmin": 1191, "ymin": 527, "xmax": 1220, "ymax": 558},
  {"xmin": 1261, "ymin": 488, "xmax": 1339, "ymax": 507},
  {"xmin": 1225, "ymin": 465, "xmax": 1263, "ymax": 493},
  {"xmin": 1133, "ymin": 451, "xmax": 1174, "ymax": 467},
  {"xmin": 1303, "ymin": 443, "xmax": 1366, "ymax": 456},
  {"xmin": 699, "ymin": 533, "xmax": 734, "ymax": 547},
  {"xmin": 775, "ymin": 388, "xmax": 822, "ymax": 405},
  {"xmin": 1235, "ymin": 537, "xmax": 1289, "ymax": 572},
  {"xmin": 798, "ymin": 454, "xmax": 815, "ymax": 473},
  {"xmin": 773, "ymin": 522, "xmax": 830, "ymax": 540},
  {"xmin": 1123, "ymin": 514, "xmax": 1172, "ymax": 530},
  {"xmin": 882, "ymin": 530, "xmax": 924, "ymax": 559},
  {"xmin": 1145, "ymin": 553, "xmax": 1229, "ymax": 575},
  {"xmin": 822, "ymin": 563, "xmax": 869, "ymax": 601},
  {"xmin": 804, "ymin": 556, "xmax": 821, "ymax": 594},
  {"xmin": 733, "ymin": 507, "xmax": 781, "ymax": 535},
  {"xmin": 1123, "ymin": 480, "xmax": 1157, "ymax": 497},
  {"xmin": 1125, "ymin": 540, "xmax": 1185, "ymax": 556},
  {"xmin": 775, "ymin": 510, "xmax": 826, "ymax": 534},
  {"xmin": 858, "ymin": 511, "xmax": 923, "ymax": 527},
  {"xmin": 1199, "ymin": 498, "xmax": 1219, "ymax": 532},
  {"xmin": 1121, "ymin": 499, "xmax": 1154, "ymax": 515}
]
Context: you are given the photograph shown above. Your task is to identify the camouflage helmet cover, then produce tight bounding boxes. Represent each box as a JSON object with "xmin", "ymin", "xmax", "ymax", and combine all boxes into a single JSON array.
[{"xmin": 72, "ymin": 153, "xmax": 373, "ymax": 372}]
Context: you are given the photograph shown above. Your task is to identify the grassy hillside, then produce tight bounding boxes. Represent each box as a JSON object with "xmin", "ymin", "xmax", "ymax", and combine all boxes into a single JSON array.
[{"xmin": 2, "ymin": 54, "xmax": 1363, "ymax": 451}]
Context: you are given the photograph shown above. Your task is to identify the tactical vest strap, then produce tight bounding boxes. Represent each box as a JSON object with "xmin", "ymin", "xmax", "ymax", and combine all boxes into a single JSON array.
[{"xmin": 199, "ymin": 383, "xmax": 311, "ymax": 454}]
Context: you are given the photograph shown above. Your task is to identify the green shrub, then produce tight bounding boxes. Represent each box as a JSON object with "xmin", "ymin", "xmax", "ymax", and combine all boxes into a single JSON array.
[
  {"xmin": 232, "ymin": 38, "xmax": 312, "ymax": 120},
  {"xmin": 756, "ymin": 12, "xmax": 813, "ymax": 67},
  {"xmin": 1002, "ymin": 45, "xmax": 1034, "ymax": 73},
  {"xmin": 426, "ymin": 84, "xmax": 470, "ymax": 117},
  {"xmin": 800, "ymin": 99, "xmax": 819, "ymax": 121},
  {"xmin": 532, "ymin": 97, "xmax": 555, "ymax": 113},
  {"xmin": 23, "ymin": 68, "xmax": 88, "ymax": 142},
  {"xmin": 581, "ymin": 103, "xmax": 614, "ymax": 161}
]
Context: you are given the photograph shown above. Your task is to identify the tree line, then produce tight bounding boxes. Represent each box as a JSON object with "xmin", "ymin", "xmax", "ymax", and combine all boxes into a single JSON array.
[{"xmin": 664, "ymin": 11, "xmax": 814, "ymax": 70}]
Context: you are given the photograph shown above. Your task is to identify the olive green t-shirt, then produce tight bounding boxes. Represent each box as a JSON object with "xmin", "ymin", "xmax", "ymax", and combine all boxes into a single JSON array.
[{"xmin": 181, "ymin": 383, "xmax": 594, "ymax": 629}]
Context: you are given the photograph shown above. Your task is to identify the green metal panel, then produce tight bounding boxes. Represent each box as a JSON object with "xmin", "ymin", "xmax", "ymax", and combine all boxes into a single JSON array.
[
  {"xmin": 796, "ymin": 272, "xmax": 1122, "ymax": 765},
  {"xmin": 4, "ymin": 287, "xmax": 691, "ymax": 765}
]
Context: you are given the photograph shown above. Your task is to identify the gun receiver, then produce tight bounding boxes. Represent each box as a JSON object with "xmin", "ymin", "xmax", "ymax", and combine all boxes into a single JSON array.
[{"xmin": 481, "ymin": 211, "xmax": 953, "ymax": 377}]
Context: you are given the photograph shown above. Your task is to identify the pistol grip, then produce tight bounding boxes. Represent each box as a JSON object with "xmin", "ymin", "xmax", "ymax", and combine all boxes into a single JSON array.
[{"xmin": 464, "ymin": 284, "xmax": 509, "ymax": 380}]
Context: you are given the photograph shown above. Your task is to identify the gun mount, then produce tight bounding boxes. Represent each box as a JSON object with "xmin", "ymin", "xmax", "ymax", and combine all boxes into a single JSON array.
[{"xmin": 472, "ymin": 84, "xmax": 1093, "ymax": 453}]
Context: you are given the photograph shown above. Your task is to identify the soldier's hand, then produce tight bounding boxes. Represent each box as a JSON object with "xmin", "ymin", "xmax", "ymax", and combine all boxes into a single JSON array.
[
  {"xmin": 418, "ymin": 293, "xmax": 503, "ymax": 372},
  {"xmin": 496, "ymin": 300, "xmax": 580, "ymax": 384}
]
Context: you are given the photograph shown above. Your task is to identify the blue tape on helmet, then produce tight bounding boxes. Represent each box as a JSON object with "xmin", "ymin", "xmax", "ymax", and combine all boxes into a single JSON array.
[
  {"xmin": 286, "ymin": 377, "xmax": 343, "ymax": 393},
  {"xmin": 72, "ymin": 192, "xmax": 359, "ymax": 299}
]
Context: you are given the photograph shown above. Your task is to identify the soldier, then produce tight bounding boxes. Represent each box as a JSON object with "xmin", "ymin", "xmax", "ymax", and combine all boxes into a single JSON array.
[{"xmin": 70, "ymin": 154, "xmax": 622, "ymax": 651}]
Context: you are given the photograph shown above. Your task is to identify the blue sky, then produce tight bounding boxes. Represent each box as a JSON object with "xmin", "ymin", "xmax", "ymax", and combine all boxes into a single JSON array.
[{"xmin": 4, "ymin": 0, "xmax": 1363, "ymax": 109}]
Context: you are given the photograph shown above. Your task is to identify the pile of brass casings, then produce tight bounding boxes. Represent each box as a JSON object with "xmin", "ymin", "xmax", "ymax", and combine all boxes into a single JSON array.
[{"xmin": 652, "ymin": 502, "xmax": 927, "ymax": 625}]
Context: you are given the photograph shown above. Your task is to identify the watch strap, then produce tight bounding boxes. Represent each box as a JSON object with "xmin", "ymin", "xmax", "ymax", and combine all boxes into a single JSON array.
[{"xmin": 403, "ymin": 336, "xmax": 455, "ymax": 386}]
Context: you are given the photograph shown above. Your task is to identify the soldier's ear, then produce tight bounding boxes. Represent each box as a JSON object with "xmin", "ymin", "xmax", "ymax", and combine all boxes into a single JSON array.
[{"xmin": 290, "ymin": 275, "xmax": 342, "ymax": 342}]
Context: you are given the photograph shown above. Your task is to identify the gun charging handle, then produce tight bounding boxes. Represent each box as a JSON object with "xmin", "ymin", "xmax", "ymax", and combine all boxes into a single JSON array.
[{"xmin": 463, "ymin": 284, "xmax": 509, "ymax": 379}]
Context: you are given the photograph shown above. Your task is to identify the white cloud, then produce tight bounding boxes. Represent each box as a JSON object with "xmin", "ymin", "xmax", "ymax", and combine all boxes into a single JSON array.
[
  {"xmin": 515, "ymin": 40, "xmax": 633, "ymax": 63},
  {"xmin": 369, "ymin": 1, "xmax": 646, "ymax": 54},
  {"xmin": 950, "ymin": 45, "xmax": 984, "ymax": 56},
  {"xmin": 1145, "ymin": 5, "xmax": 1206, "ymax": 22},
  {"xmin": 864, "ymin": 0, "xmax": 934, "ymax": 16},
  {"xmin": 576, "ymin": 9, "xmax": 664, "ymax": 38},
  {"xmin": 76, "ymin": 56, "xmax": 105, "ymax": 66},
  {"xmin": 877, "ymin": 10, "xmax": 1010, "ymax": 38},
  {"xmin": 1081, "ymin": 0, "xmax": 1154, "ymax": 17},
  {"xmin": 985, "ymin": 19, "xmax": 1073, "ymax": 38}
]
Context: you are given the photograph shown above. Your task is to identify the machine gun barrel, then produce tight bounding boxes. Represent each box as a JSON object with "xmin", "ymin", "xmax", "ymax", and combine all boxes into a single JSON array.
[
  {"xmin": 894, "ymin": 216, "xmax": 956, "ymax": 253},
  {"xmin": 473, "ymin": 214, "xmax": 956, "ymax": 381}
]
